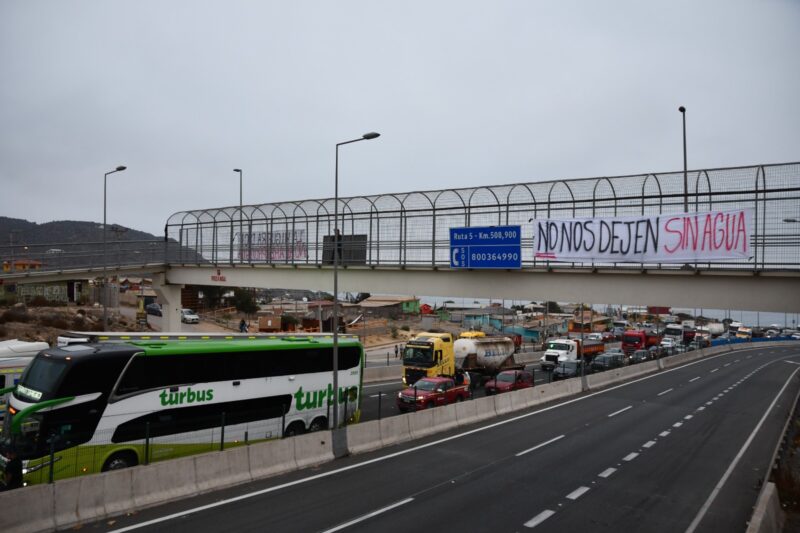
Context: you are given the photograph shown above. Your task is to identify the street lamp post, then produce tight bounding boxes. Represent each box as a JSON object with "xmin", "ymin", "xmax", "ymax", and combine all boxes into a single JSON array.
[
  {"xmin": 332, "ymin": 132, "xmax": 379, "ymax": 433},
  {"xmin": 103, "ymin": 165, "xmax": 127, "ymax": 328},
  {"xmin": 679, "ymin": 106, "xmax": 688, "ymax": 212},
  {"xmin": 234, "ymin": 169, "xmax": 243, "ymax": 262}
]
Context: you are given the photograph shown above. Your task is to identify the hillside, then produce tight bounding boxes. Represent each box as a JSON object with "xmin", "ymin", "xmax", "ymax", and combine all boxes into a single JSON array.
[{"xmin": 0, "ymin": 216, "xmax": 159, "ymax": 246}]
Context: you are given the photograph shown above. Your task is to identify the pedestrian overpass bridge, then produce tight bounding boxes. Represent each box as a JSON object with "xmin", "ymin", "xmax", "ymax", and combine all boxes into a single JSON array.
[{"xmin": 3, "ymin": 161, "xmax": 799, "ymax": 329}]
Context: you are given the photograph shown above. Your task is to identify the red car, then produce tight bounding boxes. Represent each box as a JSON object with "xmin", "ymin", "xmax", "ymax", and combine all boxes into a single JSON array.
[
  {"xmin": 484, "ymin": 370, "xmax": 534, "ymax": 395},
  {"xmin": 396, "ymin": 376, "xmax": 470, "ymax": 412}
]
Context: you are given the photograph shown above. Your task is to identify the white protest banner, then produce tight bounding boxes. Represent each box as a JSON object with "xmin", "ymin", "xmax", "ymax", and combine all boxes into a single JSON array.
[{"xmin": 533, "ymin": 208, "xmax": 752, "ymax": 263}]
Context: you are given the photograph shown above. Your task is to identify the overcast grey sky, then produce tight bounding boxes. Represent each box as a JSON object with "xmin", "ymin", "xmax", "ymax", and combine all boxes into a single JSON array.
[{"xmin": 1, "ymin": 0, "xmax": 798, "ymax": 237}]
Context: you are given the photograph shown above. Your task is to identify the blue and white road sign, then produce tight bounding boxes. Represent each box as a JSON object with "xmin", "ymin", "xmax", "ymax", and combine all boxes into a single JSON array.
[{"xmin": 449, "ymin": 225, "xmax": 522, "ymax": 269}]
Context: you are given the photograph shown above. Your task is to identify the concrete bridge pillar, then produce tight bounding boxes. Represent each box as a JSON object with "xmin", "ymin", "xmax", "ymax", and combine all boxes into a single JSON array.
[{"xmin": 152, "ymin": 273, "xmax": 183, "ymax": 332}]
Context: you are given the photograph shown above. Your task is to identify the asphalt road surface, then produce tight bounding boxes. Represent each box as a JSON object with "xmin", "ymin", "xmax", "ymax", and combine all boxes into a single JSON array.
[{"xmin": 82, "ymin": 344, "xmax": 800, "ymax": 533}]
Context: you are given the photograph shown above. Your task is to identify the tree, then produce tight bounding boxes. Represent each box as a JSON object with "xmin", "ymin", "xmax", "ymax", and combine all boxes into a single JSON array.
[
  {"xmin": 232, "ymin": 288, "xmax": 258, "ymax": 315},
  {"xmin": 544, "ymin": 301, "xmax": 563, "ymax": 313}
]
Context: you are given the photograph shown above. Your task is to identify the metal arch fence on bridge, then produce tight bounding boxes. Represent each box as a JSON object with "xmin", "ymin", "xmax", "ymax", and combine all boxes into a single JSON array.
[
  {"xmin": 166, "ymin": 161, "xmax": 800, "ymax": 272},
  {"xmin": 1, "ymin": 162, "xmax": 799, "ymax": 280}
]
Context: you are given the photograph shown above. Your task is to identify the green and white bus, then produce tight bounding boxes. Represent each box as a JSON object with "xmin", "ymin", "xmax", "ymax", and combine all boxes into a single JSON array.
[{"xmin": 1, "ymin": 336, "xmax": 363, "ymax": 483}]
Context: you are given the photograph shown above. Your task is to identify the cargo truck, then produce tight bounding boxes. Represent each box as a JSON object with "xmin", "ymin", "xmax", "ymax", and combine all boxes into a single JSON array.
[
  {"xmin": 539, "ymin": 338, "xmax": 604, "ymax": 370},
  {"xmin": 402, "ymin": 331, "xmax": 522, "ymax": 387},
  {"xmin": 621, "ymin": 330, "xmax": 663, "ymax": 354}
]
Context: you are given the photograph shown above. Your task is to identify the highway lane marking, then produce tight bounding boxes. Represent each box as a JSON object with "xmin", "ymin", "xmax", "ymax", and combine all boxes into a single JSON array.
[
  {"xmin": 658, "ymin": 388, "xmax": 674, "ymax": 396},
  {"xmin": 689, "ymin": 377, "xmax": 700, "ymax": 382},
  {"xmin": 516, "ymin": 434, "xmax": 566, "ymax": 457},
  {"xmin": 697, "ymin": 406, "xmax": 706, "ymax": 411},
  {"xmin": 706, "ymin": 401, "xmax": 713, "ymax": 405},
  {"xmin": 710, "ymin": 368, "xmax": 719, "ymax": 373},
  {"xmin": 723, "ymin": 363, "xmax": 731, "ymax": 367},
  {"xmin": 322, "ymin": 498, "xmax": 414, "ymax": 533},
  {"xmin": 659, "ymin": 430, "xmax": 670, "ymax": 437},
  {"xmin": 608, "ymin": 405, "xmax": 633, "ymax": 417},
  {"xmin": 684, "ymin": 415, "xmax": 693, "ymax": 420},
  {"xmin": 107, "ymin": 346, "xmax": 769, "ymax": 533},
  {"xmin": 735, "ymin": 359, "xmax": 740, "ymax": 363},
  {"xmin": 643, "ymin": 440, "xmax": 656, "ymax": 448},
  {"xmin": 623, "ymin": 452, "xmax": 639, "ymax": 461},
  {"xmin": 673, "ymin": 422, "xmax": 683, "ymax": 428},
  {"xmin": 566, "ymin": 486, "xmax": 590, "ymax": 500},
  {"xmin": 524, "ymin": 510, "xmax": 556, "ymax": 528},
  {"xmin": 685, "ymin": 365, "xmax": 800, "ymax": 533},
  {"xmin": 598, "ymin": 467, "xmax": 617, "ymax": 478}
]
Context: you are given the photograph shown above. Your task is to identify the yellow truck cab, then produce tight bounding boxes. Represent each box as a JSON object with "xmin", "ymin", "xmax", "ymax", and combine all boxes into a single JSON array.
[{"xmin": 402, "ymin": 332, "xmax": 455, "ymax": 386}]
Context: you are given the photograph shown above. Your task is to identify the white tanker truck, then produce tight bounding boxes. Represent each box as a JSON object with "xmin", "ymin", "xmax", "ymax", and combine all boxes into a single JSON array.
[{"xmin": 454, "ymin": 335, "xmax": 524, "ymax": 386}]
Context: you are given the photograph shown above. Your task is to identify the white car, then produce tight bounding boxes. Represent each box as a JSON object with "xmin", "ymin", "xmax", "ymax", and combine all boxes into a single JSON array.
[
  {"xmin": 660, "ymin": 337, "xmax": 676, "ymax": 348},
  {"xmin": 181, "ymin": 309, "xmax": 200, "ymax": 324}
]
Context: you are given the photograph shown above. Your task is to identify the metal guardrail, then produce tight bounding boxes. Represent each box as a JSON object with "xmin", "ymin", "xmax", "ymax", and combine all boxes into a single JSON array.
[{"xmin": 1, "ymin": 162, "xmax": 799, "ymax": 280}]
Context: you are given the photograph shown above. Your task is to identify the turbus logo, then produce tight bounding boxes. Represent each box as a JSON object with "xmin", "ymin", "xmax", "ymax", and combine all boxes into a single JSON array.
[
  {"xmin": 159, "ymin": 387, "xmax": 214, "ymax": 406},
  {"xmin": 293, "ymin": 384, "xmax": 358, "ymax": 411}
]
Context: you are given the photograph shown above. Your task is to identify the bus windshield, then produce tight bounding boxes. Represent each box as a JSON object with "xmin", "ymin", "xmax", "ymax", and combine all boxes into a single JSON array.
[
  {"xmin": 19, "ymin": 357, "xmax": 68, "ymax": 399},
  {"xmin": 403, "ymin": 345, "xmax": 434, "ymax": 366}
]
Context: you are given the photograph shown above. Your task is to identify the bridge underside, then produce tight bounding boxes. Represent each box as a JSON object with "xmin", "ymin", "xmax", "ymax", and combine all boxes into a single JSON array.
[{"xmin": 166, "ymin": 265, "xmax": 800, "ymax": 313}]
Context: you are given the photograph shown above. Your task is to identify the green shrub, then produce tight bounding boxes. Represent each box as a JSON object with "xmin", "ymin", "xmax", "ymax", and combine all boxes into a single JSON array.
[{"xmin": 390, "ymin": 326, "xmax": 399, "ymax": 339}]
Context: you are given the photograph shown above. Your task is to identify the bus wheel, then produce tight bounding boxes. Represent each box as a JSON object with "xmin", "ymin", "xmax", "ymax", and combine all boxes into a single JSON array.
[
  {"xmin": 102, "ymin": 451, "xmax": 138, "ymax": 472},
  {"xmin": 309, "ymin": 417, "xmax": 328, "ymax": 432},
  {"xmin": 285, "ymin": 422, "xmax": 306, "ymax": 437}
]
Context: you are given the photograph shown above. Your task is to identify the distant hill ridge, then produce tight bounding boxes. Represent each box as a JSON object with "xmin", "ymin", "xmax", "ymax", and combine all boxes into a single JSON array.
[{"xmin": 0, "ymin": 216, "xmax": 159, "ymax": 245}]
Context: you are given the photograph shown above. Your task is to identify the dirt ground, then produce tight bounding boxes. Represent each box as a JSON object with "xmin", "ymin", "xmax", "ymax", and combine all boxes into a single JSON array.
[{"xmin": 0, "ymin": 303, "xmax": 461, "ymax": 349}]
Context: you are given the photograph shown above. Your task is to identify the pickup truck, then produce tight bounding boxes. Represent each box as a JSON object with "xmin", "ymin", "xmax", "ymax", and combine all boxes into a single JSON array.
[
  {"xmin": 396, "ymin": 376, "xmax": 471, "ymax": 412},
  {"xmin": 484, "ymin": 370, "xmax": 534, "ymax": 395}
]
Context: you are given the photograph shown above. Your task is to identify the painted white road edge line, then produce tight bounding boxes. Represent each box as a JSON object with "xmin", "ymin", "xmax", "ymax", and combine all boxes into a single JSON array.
[
  {"xmin": 525, "ymin": 510, "xmax": 556, "ymax": 528},
  {"xmin": 566, "ymin": 486, "xmax": 590, "ymax": 500},
  {"xmin": 685, "ymin": 365, "xmax": 800, "ymax": 533},
  {"xmin": 608, "ymin": 405, "xmax": 633, "ymax": 417},
  {"xmin": 322, "ymin": 498, "xmax": 415, "ymax": 533},
  {"xmin": 516, "ymin": 434, "xmax": 566, "ymax": 457}
]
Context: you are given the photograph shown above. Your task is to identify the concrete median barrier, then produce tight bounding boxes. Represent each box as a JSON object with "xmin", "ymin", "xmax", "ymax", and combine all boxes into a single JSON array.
[
  {"xmin": 494, "ymin": 391, "xmax": 514, "ymax": 415},
  {"xmin": 101, "ymin": 467, "xmax": 135, "ymax": 518},
  {"xmin": 54, "ymin": 475, "xmax": 106, "ymax": 529},
  {"xmin": 346, "ymin": 420, "xmax": 383, "ymax": 455},
  {"xmin": 409, "ymin": 408, "xmax": 437, "ymax": 439},
  {"xmin": 431, "ymin": 403, "xmax": 459, "ymax": 433},
  {"xmin": 0, "ymin": 483, "xmax": 55, "ymax": 533},
  {"xmin": 132, "ymin": 455, "xmax": 198, "ymax": 509},
  {"xmin": 510, "ymin": 388, "xmax": 535, "ymax": 411},
  {"xmin": 473, "ymin": 396, "xmax": 497, "ymax": 422},
  {"xmin": 194, "ymin": 445, "xmax": 252, "ymax": 493},
  {"xmin": 293, "ymin": 431, "xmax": 334, "ymax": 469},
  {"xmin": 380, "ymin": 412, "xmax": 413, "ymax": 447},
  {"xmin": 364, "ymin": 366, "xmax": 402, "ymax": 383},
  {"xmin": 249, "ymin": 438, "xmax": 297, "ymax": 480},
  {"xmin": 455, "ymin": 398, "xmax": 479, "ymax": 427}
]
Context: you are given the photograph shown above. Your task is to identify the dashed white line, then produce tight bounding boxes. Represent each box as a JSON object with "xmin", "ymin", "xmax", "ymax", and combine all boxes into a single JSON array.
[
  {"xmin": 723, "ymin": 363, "xmax": 731, "ymax": 367},
  {"xmin": 659, "ymin": 430, "xmax": 671, "ymax": 437},
  {"xmin": 673, "ymin": 422, "xmax": 683, "ymax": 428},
  {"xmin": 697, "ymin": 406, "xmax": 706, "ymax": 411},
  {"xmin": 710, "ymin": 368, "xmax": 719, "ymax": 373},
  {"xmin": 689, "ymin": 377, "xmax": 701, "ymax": 383},
  {"xmin": 322, "ymin": 498, "xmax": 414, "ymax": 533},
  {"xmin": 734, "ymin": 359, "xmax": 740, "ymax": 363},
  {"xmin": 706, "ymin": 401, "xmax": 713, "ymax": 405},
  {"xmin": 658, "ymin": 388, "xmax": 674, "ymax": 396},
  {"xmin": 623, "ymin": 452, "xmax": 639, "ymax": 461},
  {"xmin": 516, "ymin": 434, "xmax": 566, "ymax": 457},
  {"xmin": 525, "ymin": 510, "xmax": 556, "ymax": 528},
  {"xmin": 684, "ymin": 414, "xmax": 694, "ymax": 420},
  {"xmin": 608, "ymin": 405, "xmax": 633, "ymax": 418},
  {"xmin": 598, "ymin": 467, "xmax": 617, "ymax": 478},
  {"xmin": 643, "ymin": 440, "xmax": 657, "ymax": 448},
  {"xmin": 566, "ymin": 486, "xmax": 591, "ymax": 500}
]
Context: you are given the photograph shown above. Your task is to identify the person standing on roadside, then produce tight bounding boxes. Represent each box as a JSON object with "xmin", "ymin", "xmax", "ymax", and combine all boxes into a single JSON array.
[
  {"xmin": 395, "ymin": 344, "xmax": 399, "ymax": 358},
  {"xmin": 1, "ymin": 449, "xmax": 22, "ymax": 491}
]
